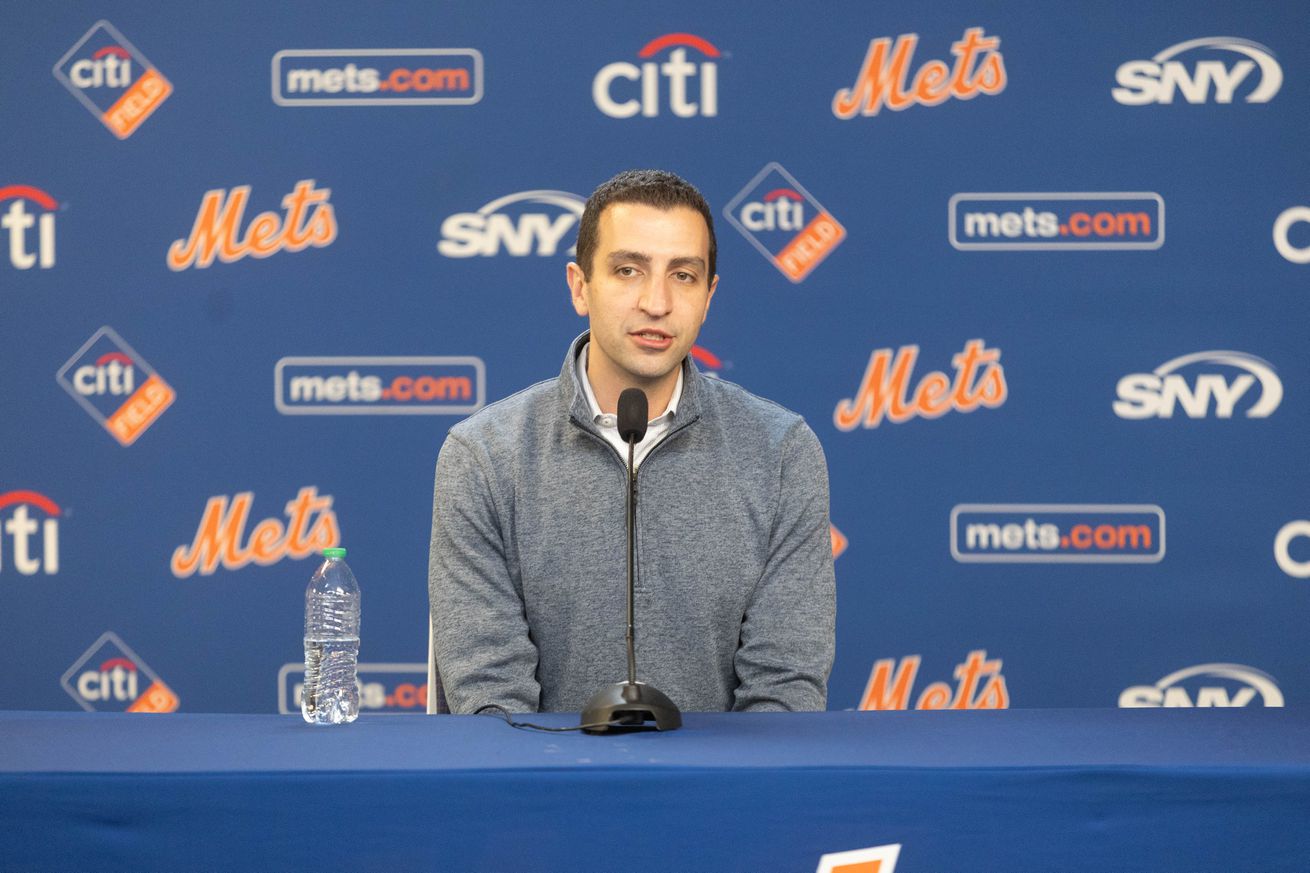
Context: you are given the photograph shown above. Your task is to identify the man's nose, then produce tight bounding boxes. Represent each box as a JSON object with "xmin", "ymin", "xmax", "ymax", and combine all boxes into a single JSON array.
[{"xmin": 638, "ymin": 279, "xmax": 673, "ymax": 317}]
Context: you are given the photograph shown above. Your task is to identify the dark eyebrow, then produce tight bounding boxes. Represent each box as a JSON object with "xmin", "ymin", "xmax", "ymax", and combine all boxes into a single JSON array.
[
  {"xmin": 668, "ymin": 256, "xmax": 706, "ymax": 273},
  {"xmin": 607, "ymin": 250, "xmax": 651, "ymax": 266}
]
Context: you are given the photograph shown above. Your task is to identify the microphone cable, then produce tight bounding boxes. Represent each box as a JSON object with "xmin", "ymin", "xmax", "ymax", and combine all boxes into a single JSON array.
[{"xmin": 475, "ymin": 703, "xmax": 638, "ymax": 733}]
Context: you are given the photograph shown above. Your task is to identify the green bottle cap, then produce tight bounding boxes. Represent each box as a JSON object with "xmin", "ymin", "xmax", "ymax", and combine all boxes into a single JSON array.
[{"xmin": 323, "ymin": 547, "xmax": 347, "ymax": 559}]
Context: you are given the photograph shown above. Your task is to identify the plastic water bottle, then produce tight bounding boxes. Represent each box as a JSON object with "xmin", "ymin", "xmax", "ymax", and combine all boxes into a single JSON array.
[{"xmin": 302, "ymin": 547, "xmax": 360, "ymax": 725}]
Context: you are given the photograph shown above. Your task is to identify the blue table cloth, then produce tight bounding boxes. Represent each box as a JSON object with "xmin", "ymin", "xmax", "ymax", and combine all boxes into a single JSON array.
[{"xmin": 2, "ymin": 708, "xmax": 1307, "ymax": 871}]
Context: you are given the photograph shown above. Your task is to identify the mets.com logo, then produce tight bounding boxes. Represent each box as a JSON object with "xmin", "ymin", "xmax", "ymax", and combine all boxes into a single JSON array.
[
  {"xmin": 57, "ymin": 326, "xmax": 175, "ymax": 445},
  {"xmin": 53, "ymin": 20, "xmax": 172, "ymax": 138},
  {"xmin": 279, "ymin": 662, "xmax": 429, "ymax": 714},
  {"xmin": 949, "ymin": 193, "xmax": 1164, "ymax": 250},
  {"xmin": 272, "ymin": 49, "xmax": 482, "ymax": 106},
  {"xmin": 1120, "ymin": 663, "xmax": 1283, "ymax": 707},
  {"xmin": 951, "ymin": 504, "xmax": 1164, "ymax": 563},
  {"xmin": 723, "ymin": 163, "xmax": 846, "ymax": 282},
  {"xmin": 61, "ymin": 632, "xmax": 179, "ymax": 712},
  {"xmin": 275, "ymin": 356, "xmax": 484, "ymax": 415}
]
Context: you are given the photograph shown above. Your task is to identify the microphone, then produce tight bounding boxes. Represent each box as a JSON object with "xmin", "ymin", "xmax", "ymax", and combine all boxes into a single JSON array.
[{"xmin": 581, "ymin": 387, "xmax": 682, "ymax": 732}]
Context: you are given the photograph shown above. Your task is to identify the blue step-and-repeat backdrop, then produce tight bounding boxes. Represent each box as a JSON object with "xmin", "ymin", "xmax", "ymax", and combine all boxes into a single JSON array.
[{"xmin": 3, "ymin": 1, "xmax": 1308, "ymax": 715}]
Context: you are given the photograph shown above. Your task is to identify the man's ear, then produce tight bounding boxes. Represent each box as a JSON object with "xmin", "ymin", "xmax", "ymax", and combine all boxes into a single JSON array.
[{"xmin": 566, "ymin": 261, "xmax": 589, "ymax": 316}]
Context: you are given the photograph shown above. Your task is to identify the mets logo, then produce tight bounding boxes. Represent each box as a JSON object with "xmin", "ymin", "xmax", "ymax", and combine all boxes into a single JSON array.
[
  {"xmin": 168, "ymin": 179, "xmax": 337, "ymax": 271},
  {"xmin": 723, "ymin": 163, "xmax": 846, "ymax": 283},
  {"xmin": 1, "ymin": 185, "xmax": 58, "ymax": 270},
  {"xmin": 835, "ymin": 339, "xmax": 1007, "ymax": 430},
  {"xmin": 594, "ymin": 33, "xmax": 721, "ymax": 118},
  {"xmin": 61, "ymin": 632, "xmax": 179, "ymax": 712},
  {"xmin": 171, "ymin": 486, "xmax": 340, "ymax": 578},
  {"xmin": 56, "ymin": 326, "xmax": 175, "ymax": 446},
  {"xmin": 834, "ymin": 26, "xmax": 1005, "ymax": 119},
  {"xmin": 860, "ymin": 650, "xmax": 1009, "ymax": 710},
  {"xmin": 53, "ymin": 20, "xmax": 173, "ymax": 139}
]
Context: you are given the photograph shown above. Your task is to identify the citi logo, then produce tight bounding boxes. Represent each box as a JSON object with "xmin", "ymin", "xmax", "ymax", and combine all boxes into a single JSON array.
[
  {"xmin": 53, "ymin": 20, "xmax": 172, "ymax": 139},
  {"xmin": 833, "ymin": 27, "xmax": 1005, "ymax": 119},
  {"xmin": 1113, "ymin": 351, "xmax": 1281, "ymax": 420},
  {"xmin": 1273, "ymin": 206, "xmax": 1310, "ymax": 264},
  {"xmin": 1, "ymin": 185, "xmax": 57, "ymax": 270},
  {"xmin": 438, "ymin": 190, "xmax": 584, "ymax": 258},
  {"xmin": 1119, "ymin": 664, "xmax": 1283, "ymax": 708},
  {"xmin": 835, "ymin": 339, "xmax": 1006, "ymax": 430},
  {"xmin": 817, "ymin": 843, "xmax": 902, "ymax": 873},
  {"xmin": 723, "ymin": 163, "xmax": 846, "ymax": 282},
  {"xmin": 171, "ymin": 486, "xmax": 340, "ymax": 578},
  {"xmin": 60, "ymin": 631, "xmax": 179, "ymax": 712},
  {"xmin": 168, "ymin": 179, "xmax": 337, "ymax": 270},
  {"xmin": 57, "ymin": 327, "xmax": 175, "ymax": 446},
  {"xmin": 593, "ymin": 33, "xmax": 720, "ymax": 118},
  {"xmin": 1274, "ymin": 520, "xmax": 1310, "ymax": 579},
  {"xmin": 859, "ymin": 650, "xmax": 1008, "ymax": 710},
  {"xmin": 0, "ymin": 490, "xmax": 60, "ymax": 576},
  {"xmin": 1112, "ymin": 37, "xmax": 1282, "ymax": 105}
]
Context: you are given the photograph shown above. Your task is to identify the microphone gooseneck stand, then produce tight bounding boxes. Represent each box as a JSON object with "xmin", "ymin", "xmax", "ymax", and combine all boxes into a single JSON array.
[{"xmin": 581, "ymin": 387, "xmax": 683, "ymax": 733}]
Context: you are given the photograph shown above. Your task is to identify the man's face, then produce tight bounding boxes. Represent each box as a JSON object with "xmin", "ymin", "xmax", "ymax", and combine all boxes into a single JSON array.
[{"xmin": 567, "ymin": 202, "xmax": 717, "ymax": 411}]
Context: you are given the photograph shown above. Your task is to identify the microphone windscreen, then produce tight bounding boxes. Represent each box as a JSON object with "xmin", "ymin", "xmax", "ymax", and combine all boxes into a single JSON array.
[{"xmin": 617, "ymin": 388, "xmax": 648, "ymax": 443}]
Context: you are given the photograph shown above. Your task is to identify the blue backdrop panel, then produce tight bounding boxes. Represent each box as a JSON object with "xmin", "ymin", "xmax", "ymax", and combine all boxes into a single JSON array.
[{"xmin": 2, "ymin": 1, "xmax": 1308, "ymax": 715}]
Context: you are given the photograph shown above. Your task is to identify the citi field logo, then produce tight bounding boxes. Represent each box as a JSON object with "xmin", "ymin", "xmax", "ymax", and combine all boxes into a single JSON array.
[
  {"xmin": 835, "ymin": 339, "xmax": 1006, "ymax": 430},
  {"xmin": 859, "ymin": 650, "xmax": 1008, "ymax": 710},
  {"xmin": 1, "ymin": 185, "xmax": 58, "ymax": 270},
  {"xmin": 167, "ymin": 179, "xmax": 337, "ymax": 271},
  {"xmin": 1119, "ymin": 664, "xmax": 1284, "ymax": 707},
  {"xmin": 1275, "ymin": 520, "xmax": 1310, "ymax": 579},
  {"xmin": 1273, "ymin": 206, "xmax": 1310, "ymax": 263},
  {"xmin": 0, "ymin": 490, "xmax": 60, "ymax": 576},
  {"xmin": 593, "ymin": 33, "xmax": 721, "ymax": 118},
  {"xmin": 723, "ymin": 163, "xmax": 846, "ymax": 283},
  {"xmin": 950, "ymin": 193, "xmax": 1164, "ymax": 251},
  {"xmin": 61, "ymin": 632, "xmax": 179, "ymax": 712},
  {"xmin": 952, "ymin": 504, "xmax": 1165, "ymax": 564},
  {"xmin": 171, "ymin": 486, "xmax": 340, "ymax": 578},
  {"xmin": 833, "ymin": 27, "xmax": 1005, "ymax": 119},
  {"xmin": 1113, "ymin": 351, "xmax": 1282, "ymax": 420},
  {"xmin": 817, "ymin": 843, "xmax": 902, "ymax": 873},
  {"xmin": 53, "ymin": 20, "xmax": 173, "ymax": 139},
  {"xmin": 272, "ymin": 49, "xmax": 482, "ymax": 106},
  {"xmin": 830, "ymin": 524, "xmax": 848, "ymax": 559},
  {"xmin": 1113, "ymin": 37, "xmax": 1282, "ymax": 105},
  {"xmin": 438, "ymin": 190, "xmax": 584, "ymax": 257},
  {"xmin": 279, "ymin": 662, "xmax": 428, "ymax": 714},
  {"xmin": 56, "ymin": 326, "xmax": 175, "ymax": 446},
  {"xmin": 275, "ymin": 356, "xmax": 485, "ymax": 415}
]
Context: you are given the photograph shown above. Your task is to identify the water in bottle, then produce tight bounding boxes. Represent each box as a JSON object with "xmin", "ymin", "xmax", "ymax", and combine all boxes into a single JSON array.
[{"xmin": 302, "ymin": 547, "xmax": 360, "ymax": 725}]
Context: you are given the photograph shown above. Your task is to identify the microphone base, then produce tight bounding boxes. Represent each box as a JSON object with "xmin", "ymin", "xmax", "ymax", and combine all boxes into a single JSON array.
[{"xmin": 581, "ymin": 681, "xmax": 683, "ymax": 733}]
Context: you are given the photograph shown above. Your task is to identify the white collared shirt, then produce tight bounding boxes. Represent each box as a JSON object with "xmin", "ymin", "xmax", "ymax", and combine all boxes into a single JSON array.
[{"xmin": 576, "ymin": 342, "xmax": 681, "ymax": 469}]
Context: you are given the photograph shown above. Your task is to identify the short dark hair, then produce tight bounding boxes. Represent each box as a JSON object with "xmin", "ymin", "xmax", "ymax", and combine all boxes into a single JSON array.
[{"xmin": 574, "ymin": 169, "xmax": 716, "ymax": 281}]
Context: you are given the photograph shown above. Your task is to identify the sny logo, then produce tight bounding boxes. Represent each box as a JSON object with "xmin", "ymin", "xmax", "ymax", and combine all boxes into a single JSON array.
[
  {"xmin": 1, "ymin": 185, "xmax": 57, "ymax": 270},
  {"xmin": 834, "ymin": 27, "xmax": 1005, "ymax": 119},
  {"xmin": 0, "ymin": 490, "xmax": 60, "ymax": 576},
  {"xmin": 53, "ymin": 20, "xmax": 173, "ymax": 138},
  {"xmin": 594, "ymin": 33, "xmax": 720, "ymax": 118},
  {"xmin": 171, "ymin": 486, "xmax": 340, "ymax": 577},
  {"xmin": 859, "ymin": 650, "xmax": 1009, "ymax": 710},
  {"xmin": 1114, "ymin": 351, "xmax": 1281, "ymax": 419},
  {"xmin": 168, "ymin": 179, "xmax": 337, "ymax": 270},
  {"xmin": 1113, "ymin": 37, "xmax": 1281, "ymax": 105},
  {"xmin": 57, "ymin": 326, "xmax": 175, "ymax": 446},
  {"xmin": 438, "ymin": 190, "xmax": 584, "ymax": 257},
  {"xmin": 835, "ymin": 339, "xmax": 1006, "ymax": 430},
  {"xmin": 1120, "ymin": 664, "xmax": 1283, "ymax": 707},
  {"xmin": 723, "ymin": 163, "xmax": 846, "ymax": 282},
  {"xmin": 60, "ymin": 632, "xmax": 179, "ymax": 712}
]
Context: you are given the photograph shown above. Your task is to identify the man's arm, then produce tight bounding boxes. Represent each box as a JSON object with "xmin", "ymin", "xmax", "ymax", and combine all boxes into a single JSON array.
[
  {"xmin": 732, "ymin": 421, "xmax": 836, "ymax": 712},
  {"xmin": 428, "ymin": 433, "xmax": 541, "ymax": 714}
]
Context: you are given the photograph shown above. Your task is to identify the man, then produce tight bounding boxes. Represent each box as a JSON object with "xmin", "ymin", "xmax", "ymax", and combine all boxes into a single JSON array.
[{"xmin": 428, "ymin": 169, "xmax": 835, "ymax": 714}]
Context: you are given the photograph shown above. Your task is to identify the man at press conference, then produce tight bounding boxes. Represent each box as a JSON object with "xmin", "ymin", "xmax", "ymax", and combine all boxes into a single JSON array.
[{"xmin": 427, "ymin": 169, "xmax": 835, "ymax": 715}]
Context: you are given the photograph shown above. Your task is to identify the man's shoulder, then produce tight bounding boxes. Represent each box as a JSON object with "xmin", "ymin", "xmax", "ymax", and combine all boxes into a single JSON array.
[
  {"xmin": 446, "ymin": 375, "xmax": 563, "ymax": 451},
  {"xmin": 697, "ymin": 374, "xmax": 810, "ymax": 440}
]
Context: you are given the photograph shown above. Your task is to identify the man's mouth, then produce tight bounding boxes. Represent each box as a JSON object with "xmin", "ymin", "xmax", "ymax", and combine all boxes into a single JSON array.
[{"xmin": 630, "ymin": 329, "xmax": 673, "ymax": 349}]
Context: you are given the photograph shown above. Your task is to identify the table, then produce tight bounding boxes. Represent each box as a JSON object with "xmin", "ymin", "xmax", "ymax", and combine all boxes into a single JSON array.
[{"xmin": 2, "ymin": 708, "xmax": 1307, "ymax": 871}]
